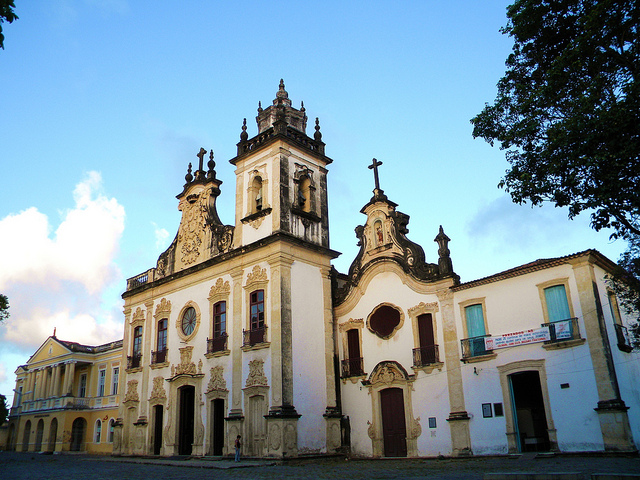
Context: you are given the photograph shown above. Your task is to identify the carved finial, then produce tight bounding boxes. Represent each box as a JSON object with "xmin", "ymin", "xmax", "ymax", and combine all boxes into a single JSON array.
[
  {"xmin": 314, "ymin": 117, "xmax": 322, "ymax": 141},
  {"xmin": 53, "ymin": 327, "xmax": 56, "ymax": 338},
  {"xmin": 300, "ymin": 100, "xmax": 305, "ymax": 111},
  {"xmin": 435, "ymin": 225, "xmax": 453, "ymax": 274},
  {"xmin": 276, "ymin": 79, "xmax": 288, "ymax": 99},
  {"xmin": 240, "ymin": 118, "xmax": 248, "ymax": 141},
  {"xmin": 257, "ymin": 101, "xmax": 263, "ymax": 113},
  {"xmin": 207, "ymin": 150, "xmax": 216, "ymax": 180},
  {"xmin": 185, "ymin": 162, "xmax": 193, "ymax": 183}
]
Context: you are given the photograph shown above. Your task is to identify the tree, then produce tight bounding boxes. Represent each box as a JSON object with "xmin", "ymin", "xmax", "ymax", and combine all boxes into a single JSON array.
[
  {"xmin": 0, "ymin": 394, "xmax": 8, "ymax": 427},
  {"xmin": 608, "ymin": 235, "xmax": 640, "ymax": 348},
  {"xmin": 0, "ymin": 0, "xmax": 18, "ymax": 50},
  {"xmin": 471, "ymin": 0, "xmax": 639, "ymax": 240},
  {"xmin": 0, "ymin": 294, "xmax": 8, "ymax": 322}
]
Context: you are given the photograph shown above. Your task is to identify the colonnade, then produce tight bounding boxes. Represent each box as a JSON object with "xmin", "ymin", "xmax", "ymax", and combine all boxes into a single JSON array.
[{"xmin": 21, "ymin": 361, "xmax": 77, "ymax": 402}]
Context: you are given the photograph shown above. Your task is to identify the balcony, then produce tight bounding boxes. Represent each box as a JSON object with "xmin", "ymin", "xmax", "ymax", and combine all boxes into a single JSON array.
[
  {"xmin": 543, "ymin": 318, "xmax": 580, "ymax": 343},
  {"xmin": 207, "ymin": 334, "xmax": 228, "ymax": 354},
  {"xmin": 151, "ymin": 348, "xmax": 167, "ymax": 364},
  {"xmin": 614, "ymin": 323, "xmax": 633, "ymax": 353},
  {"xmin": 127, "ymin": 354, "xmax": 142, "ymax": 370},
  {"xmin": 461, "ymin": 335, "xmax": 494, "ymax": 360},
  {"xmin": 243, "ymin": 326, "xmax": 267, "ymax": 347},
  {"xmin": 341, "ymin": 357, "xmax": 365, "ymax": 378},
  {"xmin": 413, "ymin": 345, "xmax": 440, "ymax": 367}
]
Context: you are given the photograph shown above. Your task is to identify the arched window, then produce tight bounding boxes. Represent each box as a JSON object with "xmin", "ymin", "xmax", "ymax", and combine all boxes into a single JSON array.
[
  {"xmin": 253, "ymin": 176, "xmax": 263, "ymax": 212},
  {"xmin": 94, "ymin": 420, "xmax": 102, "ymax": 443},
  {"xmin": 153, "ymin": 318, "xmax": 168, "ymax": 364},
  {"xmin": 213, "ymin": 301, "xmax": 226, "ymax": 338},
  {"xmin": 108, "ymin": 419, "xmax": 115, "ymax": 443},
  {"xmin": 133, "ymin": 326, "xmax": 143, "ymax": 356},
  {"xmin": 298, "ymin": 176, "xmax": 311, "ymax": 212}
]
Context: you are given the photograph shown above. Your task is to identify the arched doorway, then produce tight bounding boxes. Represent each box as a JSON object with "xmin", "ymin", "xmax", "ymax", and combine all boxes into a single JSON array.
[
  {"xmin": 178, "ymin": 385, "xmax": 195, "ymax": 455},
  {"xmin": 48, "ymin": 418, "xmax": 58, "ymax": 452},
  {"xmin": 509, "ymin": 371, "xmax": 550, "ymax": 452},
  {"xmin": 35, "ymin": 419, "xmax": 45, "ymax": 452},
  {"xmin": 7, "ymin": 422, "xmax": 16, "ymax": 451},
  {"xmin": 210, "ymin": 398, "xmax": 225, "ymax": 456},
  {"xmin": 71, "ymin": 417, "xmax": 87, "ymax": 452},
  {"xmin": 380, "ymin": 387, "xmax": 407, "ymax": 457},
  {"xmin": 153, "ymin": 405, "xmax": 164, "ymax": 455},
  {"xmin": 22, "ymin": 420, "xmax": 31, "ymax": 452}
]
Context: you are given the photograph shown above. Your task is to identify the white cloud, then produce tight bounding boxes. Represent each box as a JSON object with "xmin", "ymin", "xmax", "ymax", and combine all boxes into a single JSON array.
[
  {"xmin": 0, "ymin": 172, "xmax": 125, "ymax": 294},
  {"xmin": 152, "ymin": 222, "xmax": 170, "ymax": 251}
]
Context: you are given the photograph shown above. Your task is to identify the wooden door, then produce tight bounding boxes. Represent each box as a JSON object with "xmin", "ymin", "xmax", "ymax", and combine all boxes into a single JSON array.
[
  {"xmin": 153, "ymin": 405, "xmax": 163, "ymax": 455},
  {"xmin": 178, "ymin": 386, "xmax": 194, "ymax": 455},
  {"xmin": 417, "ymin": 313, "xmax": 435, "ymax": 364},
  {"xmin": 380, "ymin": 388, "xmax": 407, "ymax": 457}
]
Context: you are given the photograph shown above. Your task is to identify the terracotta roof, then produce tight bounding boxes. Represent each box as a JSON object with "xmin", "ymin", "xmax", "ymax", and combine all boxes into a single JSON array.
[
  {"xmin": 452, "ymin": 249, "xmax": 617, "ymax": 291},
  {"xmin": 57, "ymin": 338, "xmax": 123, "ymax": 353}
]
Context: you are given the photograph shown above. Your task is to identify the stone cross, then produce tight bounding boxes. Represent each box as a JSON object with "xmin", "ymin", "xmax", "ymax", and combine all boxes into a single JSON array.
[
  {"xmin": 197, "ymin": 147, "xmax": 207, "ymax": 172},
  {"xmin": 368, "ymin": 158, "xmax": 383, "ymax": 191}
]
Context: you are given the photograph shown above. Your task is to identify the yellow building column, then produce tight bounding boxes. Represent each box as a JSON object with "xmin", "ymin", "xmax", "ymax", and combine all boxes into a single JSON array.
[
  {"xmin": 571, "ymin": 258, "xmax": 635, "ymax": 451},
  {"xmin": 65, "ymin": 361, "xmax": 76, "ymax": 396},
  {"xmin": 437, "ymin": 287, "xmax": 472, "ymax": 456},
  {"xmin": 27, "ymin": 370, "xmax": 36, "ymax": 401},
  {"xmin": 52, "ymin": 364, "xmax": 61, "ymax": 398}
]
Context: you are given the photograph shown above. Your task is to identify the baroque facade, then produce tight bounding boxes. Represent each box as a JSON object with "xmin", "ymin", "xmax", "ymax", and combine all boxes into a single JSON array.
[
  {"xmin": 8, "ymin": 82, "xmax": 638, "ymax": 458},
  {"xmin": 6, "ymin": 336, "xmax": 122, "ymax": 453}
]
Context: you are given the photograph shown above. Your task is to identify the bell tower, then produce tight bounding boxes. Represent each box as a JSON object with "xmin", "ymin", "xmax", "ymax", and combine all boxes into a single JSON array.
[{"xmin": 229, "ymin": 80, "xmax": 332, "ymax": 249}]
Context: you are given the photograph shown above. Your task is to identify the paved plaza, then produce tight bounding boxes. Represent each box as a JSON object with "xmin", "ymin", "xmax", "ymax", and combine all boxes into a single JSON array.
[{"xmin": 1, "ymin": 452, "xmax": 639, "ymax": 480}]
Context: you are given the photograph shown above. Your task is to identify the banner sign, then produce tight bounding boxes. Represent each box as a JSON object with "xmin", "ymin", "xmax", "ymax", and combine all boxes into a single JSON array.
[{"xmin": 484, "ymin": 327, "xmax": 551, "ymax": 350}]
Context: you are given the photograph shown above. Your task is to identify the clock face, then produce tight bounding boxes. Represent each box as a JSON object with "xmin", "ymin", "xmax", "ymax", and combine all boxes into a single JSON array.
[{"xmin": 181, "ymin": 307, "xmax": 196, "ymax": 336}]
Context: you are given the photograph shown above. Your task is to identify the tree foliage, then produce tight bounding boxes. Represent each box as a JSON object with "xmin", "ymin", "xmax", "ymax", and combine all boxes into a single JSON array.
[
  {"xmin": 0, "ymin": 394, "xmax": 7, "ymax": 427},
  {"xmin": 0, "ymin": 0, "xmax": 18, "ymax": 50},
  {"xmin": 0, "ymin": 294, "xmax": 8, "ymax": 322},
  {"xmin": 608, "ymin": 235, "xmax": 640, "ymax": 348},
  {"xmin": 471, "ymin": 0, "xmax": 640, "ymax": 240}
]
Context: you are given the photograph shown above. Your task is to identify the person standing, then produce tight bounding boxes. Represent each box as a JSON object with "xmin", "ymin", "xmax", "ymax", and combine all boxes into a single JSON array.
[{"xmin": 234, "ymin": 435, "xmax": 242, "ymax": 462}]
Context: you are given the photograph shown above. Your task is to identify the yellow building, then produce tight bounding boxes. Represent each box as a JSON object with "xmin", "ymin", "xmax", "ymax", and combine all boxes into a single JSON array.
[{"xmin": 5, "ymin": 335, "xmax": 122, "ymax": 454}]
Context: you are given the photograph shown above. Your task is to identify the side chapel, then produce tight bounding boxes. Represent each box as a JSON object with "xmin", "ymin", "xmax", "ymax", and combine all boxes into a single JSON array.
[{"xmin": 113, "ymin": 81, "xmax": 639, "ymax": 458}]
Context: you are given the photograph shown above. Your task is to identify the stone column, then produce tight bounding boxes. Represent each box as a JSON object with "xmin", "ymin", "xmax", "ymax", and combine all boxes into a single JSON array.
[
  {"xmin": 27, "ymin": 371, "xmax": 35, "ymax": 402},
  {"xmin": 66, "ymin": 362, "xmax": 76, "ymax": 396},
  {"xmin": 52, "ymin": 364, "xmax": 61, "ymax": 398},
  {"xmin": 265, "ymin": 255, "xmax": 299, "ymax": 458},
  {"xmin": 139, "ymin": 300, "xmax": 154, "ymax": 423},
  {"xmin": 571, "ymin": 258, "xmax": 635, "ymax": 451},
  {"xmin": 321, "ymin": 265, "xmax": 341, "ymax": 453},
  {"xmin": 229, "ymin": 268, "xmax": 244, "ymax": 418},
  {"xmin": 46, "ymin": 367, "xmax": 54, "ymax": 398},
  {"xmin": 437, "ymin": 287, "xmax": 472, "ymax": 456}
]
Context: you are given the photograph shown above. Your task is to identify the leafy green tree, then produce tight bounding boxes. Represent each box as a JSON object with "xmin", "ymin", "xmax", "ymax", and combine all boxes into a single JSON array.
[
  {"xmin": 0, "ymin": 394, "xmax": 8, "ymax": 427},
  {"xmin": 0, "ymin": 294, "xmax": 8, "ymax": 322},
  {"xmin": 0, "ymin": 0, "xmax": 18, "ymax": 50},
  {"xmin": 608, "ymin": 236, "xmax": 640, "ymax": 348},
  {"xmin": 471, "ymin": 0, "xmax": 639, "ymax": 240}
]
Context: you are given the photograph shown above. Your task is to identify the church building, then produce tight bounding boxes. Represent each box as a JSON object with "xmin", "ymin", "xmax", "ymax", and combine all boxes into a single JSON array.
[{"xmin": 108, "ymin": 82, "xmax": 639, "ymax": 457}]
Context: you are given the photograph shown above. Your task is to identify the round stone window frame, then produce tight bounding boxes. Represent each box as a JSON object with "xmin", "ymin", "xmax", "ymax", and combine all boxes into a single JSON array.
[{"xmin": 176, "ymin": 301, "xmax": 201, "ymax": 342}]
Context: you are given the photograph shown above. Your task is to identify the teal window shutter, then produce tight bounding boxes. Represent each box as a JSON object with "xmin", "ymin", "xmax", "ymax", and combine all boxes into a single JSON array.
[
  {"xmin": 544, "ymin": 285, "xmax": 571, "ymax": 322},
  {"xmin": 465, "ymin": 304, "xmax": 486, "ymax": 338}
]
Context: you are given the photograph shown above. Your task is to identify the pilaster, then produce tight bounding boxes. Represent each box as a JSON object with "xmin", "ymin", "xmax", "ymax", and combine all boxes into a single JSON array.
[
  {"xmin": 437, "ymin": 287, "xmax": 472, "ymax": 456},
  {"xmin": 571, "ymin": 258, "xmax": 635, "ymax": 451},
  {"xmin": 229, "ymin": 268, "xmax": 244, "ymax": 417}
]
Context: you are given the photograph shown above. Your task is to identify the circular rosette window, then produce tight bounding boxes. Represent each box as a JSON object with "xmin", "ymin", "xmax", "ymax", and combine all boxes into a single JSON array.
[{"xmin": 367, "ymin": 303, "xmax": 404, "ymax": 339}]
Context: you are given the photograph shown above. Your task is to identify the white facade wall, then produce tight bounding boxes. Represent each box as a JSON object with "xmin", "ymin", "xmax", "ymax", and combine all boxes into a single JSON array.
[{"xmin": 291, "ymin": 260, "xmax": 328, "ymax": 453}]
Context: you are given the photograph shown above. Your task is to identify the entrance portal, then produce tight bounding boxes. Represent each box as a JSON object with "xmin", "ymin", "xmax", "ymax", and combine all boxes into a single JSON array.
[
  {"xmin": 509, "ymin": 371, "xmax": 550, "ymax": 452},
  {"xmin": 153, "ymin": 405, "xmax": 163, "ymax": 455},
  {"xmin": 70, "ymin": 417, "xmax": 86, "ymax": 452},
  {"xmin": 178, "ymin": 386, "xmax": 195, "ymax": 455},
  {"xmin": 35, "ymin": 419, "xmax": 44, "ymax": 452},
  {"xmin": 211, "ymin": 399, "xmax": 225, "ymax": 456},
  {"xmin": 48, "ymin": 418, "xmax": 58, "ymax": 452},
  {"xmin": 380, "ymin": 387, "xmax": 407, "ymax": 457},
  {"xmin": 248, "ymin": 394, "xmax": 266, "ymax": 456}
]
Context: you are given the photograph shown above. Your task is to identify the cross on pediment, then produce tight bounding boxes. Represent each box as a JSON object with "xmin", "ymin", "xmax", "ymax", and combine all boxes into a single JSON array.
[{"xmin": 368, "ymin": 158, "xmax": 383, "ymax": 191}]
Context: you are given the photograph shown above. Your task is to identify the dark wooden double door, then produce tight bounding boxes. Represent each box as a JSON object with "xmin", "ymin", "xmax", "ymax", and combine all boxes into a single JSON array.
[{"xmin": 380, "ymin": 387, "xmax": 407, "ymax": 457}]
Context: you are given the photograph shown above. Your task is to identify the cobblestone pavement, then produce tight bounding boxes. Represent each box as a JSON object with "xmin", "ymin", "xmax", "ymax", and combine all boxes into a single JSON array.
[{"xmin": 1, "ymin": 451, "xmax": 639, "ymax": 480}]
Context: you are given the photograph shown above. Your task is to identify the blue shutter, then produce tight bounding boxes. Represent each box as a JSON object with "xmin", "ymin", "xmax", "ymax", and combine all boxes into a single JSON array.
[
  {"xmin": 465, "ymin": 304, "xmax": 486, "ymax": 338},
  {"xmin": 544, "ymin": 285, "xmax": 571, "ymax": 322}
]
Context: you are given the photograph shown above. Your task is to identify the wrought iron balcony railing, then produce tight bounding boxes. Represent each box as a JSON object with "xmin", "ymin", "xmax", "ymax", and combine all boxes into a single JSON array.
[
  {"xmin": 151, "ymin": 348, "xmax": 167, "ymax": 364},
  {"xmin": 542, "ymin": 318, "xmax": 580, "ymax": 343},
  {"xmin": 413, "ymin": 345, "xmax": 440, "ymax": 366},
  {"xmin": 614, "ymin": 323, "xmax": 633, "ymax": 352},
  {"xmin": 341, "ymin": 357, "xmax": 365, "ymax": 378},
  {"xmin": 461, "ymin": 335, "xmax": 493, "ymax": 359},
  {"xmin": 207, "ymin": 334, "xmax": 228, "ymax": 353},
  {"xmin": 243, "ymin": 326, "xmax": 267, "ymax": 347},
  {"xmin": 127, "ymin": 354, "xmax": 142, "ymax": 369}
]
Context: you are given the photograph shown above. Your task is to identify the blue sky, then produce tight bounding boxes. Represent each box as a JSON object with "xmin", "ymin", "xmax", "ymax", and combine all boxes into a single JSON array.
[{"xmin": 0, "ymin": 1, "xmax": 626, "ymax": 404}]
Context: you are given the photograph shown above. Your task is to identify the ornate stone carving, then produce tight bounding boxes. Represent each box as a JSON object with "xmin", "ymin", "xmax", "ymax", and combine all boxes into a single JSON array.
[
  {"xmin": 367, "ymin": 420, "xmax": 375, "ymax": 440},
  {"xmin": 206, "ymin": 366, "xmax": 228, "ymax": 393},
  {"xmin": 246, "ymin": 265, "xmax": 268, "ymax": 285},
  {"xmin": 155, "ymin": 298, "xmax": 172, "ymax": 318},
  {"xmin": 249, "ymin": 216, "xmax": 265, "ymax": 229},
  {"xmin": 208, "ymin": 278, "xmax": 231, "ymax": 299},
  {"xmin": 284, "ymin": 423, "xmax": 296, "ymax": 450},
  {"xmin": 131, "ymin": 307, "xmax": 145, "ymax": 324},
  {"xmin": 172, "ymin": 346, "xmax": 197, "ymax": 376},
  {"xmin": 245, "ymin": 359, "xmax": 268, "ymax": 387},
  {"xmin": 177, "ymin": 189, "xmax": 209, "ymax": 265},
  {"xmin": 124, "ymin": 380, "xmax": 139, "ymax": 403},
  {"xmin": 370, "ymin": 363, "xmax": 408, "ymax": 386},
  {"xmin": 198, "ymin": 359, "xmax": 203, "ymax": 375},
  {"xmin": 338, "ymin": 318, "xmax": 364, "ymax": 332},
  {"xmin": 408, "ymin": 302, "xmax": 439, "ymax": 316},
  {"xmin": 269, "ymin": 423, "xmax": 281, "ymax": 450},
  {"xmin": 149, "ymin": 376, "xmax": 166, "ymax": 401},
  {"xmin": 411, "ymin": 416, "xmax": 422, "ymax": 439}
]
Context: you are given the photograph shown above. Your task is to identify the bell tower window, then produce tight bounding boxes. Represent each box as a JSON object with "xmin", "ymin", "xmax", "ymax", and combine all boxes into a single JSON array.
[
  {"xmin": 253, "ymin": 176, "xmax": 263, "ymax": 213},
  {"xmin": 298, "ymin": 176, "xmax": 311, "ymax": 213}
]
